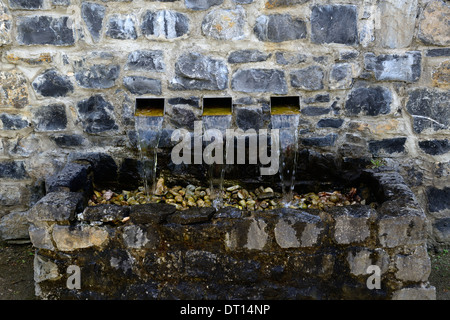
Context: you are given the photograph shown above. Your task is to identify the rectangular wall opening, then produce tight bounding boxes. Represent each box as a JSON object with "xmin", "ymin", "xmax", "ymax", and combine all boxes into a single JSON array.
[
  {"xmin": 135, "ymin": 98, "xmax": 165, "ymax": 117},
  {"xmin": 203, "ymin": 97, "xmax": 232, "ymax": 116},
  {"xmin": 270, "ymin": 96, "xmax": 300, "ymax": 115}
]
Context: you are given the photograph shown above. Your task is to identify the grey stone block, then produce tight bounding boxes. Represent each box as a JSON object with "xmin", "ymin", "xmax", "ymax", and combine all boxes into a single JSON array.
[
  {"xmin": 231, "ymin": 69, "xmax": 287, "ymax": 94},
  {"xmin": 17, "ymin": 16, "xmax": 74, "ymax": 46},
  {"xmin": 254, "ymin": 14, "xmax": 307, "ymax": 42}
]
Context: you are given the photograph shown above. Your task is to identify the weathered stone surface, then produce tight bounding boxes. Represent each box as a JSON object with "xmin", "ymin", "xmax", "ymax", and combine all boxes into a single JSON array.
[
  {"xmin": 301, "ymin": 134, "xmax": 337, "ymax": 147},
  {"xmin": 419, "ymin": 139, "xmax": 450, "ymax": 155},
  {"xmin": 167, "ymin": 207, "xmax": 215, "ymax": 225},
  {"xmin": 432, "ymin": 60, "xmax": 450, "ymax": 88},
  {"xmin": 185, "ymin": 0, "xmax": 223, "ymax": 11},
  {"xmin": 167, "ymin": 104, "xmax": 199, "ymax": 130},
  {"xmin": 311, "ymin": 5, "xmax": 358, "ymax": 45},
  {"xmin": 433, "ymin": 218, "xmax": 450, "ymax": 244},
  {"xmin": 9, "ymin": 0, "xmax": 43, "ymax": 9},
  {"xmin": 290, "ymin": 66, "xmax": 324, "ymax": 91},
  {"xmin": 254, "ymin": 14, "xmax": 307, "ymax": 42},
  {"xmin": 51, "ymin": 134, "xmax": 85, "ymax": 147},
  {"xmin": 0, "ymin": 211, "xmax": 30, "ymax": 241},
  {"xmin": 275, "ymin": 52, "xmax": 306, "ymax": 65},
  {"xmin": 129, "ymin": 203, "xmax": 176, "ymax": 225},
  {"xmin": 202, "ymin": 7, "xmax": 246, "ymax": 40},
  {"xmin": 427, "ymin": 48, "xmax": 450, "ymax": 57},
  {"xmin": 301, "ymin": 106, "xmax": 331, "ymax": 116},
  {"xmin": 32, "ymin": 69, "xmax": 74, "ymax": 97},
  {"xmin": 303, "ymin": 94, "xmax": 330, "ymax": 104},
  {"xmin": 170, "ymin": 52, "xmax": 228, "ymax": 91},
  {"xmin": 141, "ymin": 10, "xmax": 189, "ymax": 39},
  {"xmin": 0, "ymin": 1, "xmax": 11, "ymax": 46},
  {"xmin": 106, "ymin": 14, "xmax": 137, "ymax": 40},
  {"xmin": 0, "ymin": 70, "xmax": 29, "ymax": 109},
  {"xmin": 345, "ymin": 86, "xmax": 392, "ymax": 116},
  {"xmin": 378, "ymin": 0, "xmax": 418, "ymax": 48},
  {"xmin": 0, "ymin": 114, "xmax": 29, "ymax": 130},
  {"xmin": 333, "ymin": 207, "xmax": 376, "ymax": 244},
  {"xmin": 395, "ymin": 245, "xmax": 431, "ymax": 282},
  {"xmin": 17, "ymin": 16, "xmax": 74, "ymax": 46},
  {"xmin": 364, "ymin": 52, "xmax": 421, "ymax": 82},
  {"xmin": 45, "ymin": 162, "xmax": 90, "ymax": 193},
  {"xmin": 122, "ymin": 224, "xmax": 159, "ymax": 249},
  {"xmin": 317, "ymin": 118, "xmax": 344, "ymax": 128},
  {"xmin": 368, "ymin": 138, "xmax": 407, "ymax": 155},
  {"xmin": 426, "ymin": 187, "xmax": 450, "ymax": 213},
  {"xmin": 52, "ymin": 224, "xmax": 109, "ymax": 251},
  {"xmin": 392, "ymin": 287, "xmax": 436, "ymax": 300},
  {"xmin": 34, "ymin": 254, "xmax": 60, "ymax": 283},
  {"xmin": 81, "ymin": 2, "xmax": 105, "ymax": 43},
  {"xmin": 329, "ymin": 63, "xmax": 353, "ymax": 89},
  {"xmin": 0, "ymin": 161, "xmax": 28, "ymax": 180},
  {"xmin": 76, "ymin": 95, "xmax": 118, "ymax": 133},
  {"xmin": 231, "ymin": 69, "xmax": 287, "ymax": 94},
  {"xmin": 32, "ymin": 104, "xmax": 67, "ymax": 132},
  {"xmin": 28, "ymin": 192, "xmax": 84, "ymax": 222},
  {"xmin": 274, "ymin": 211, "xmax": 323, "ymax": 248},
  {"xmin": 125, "ymin": 50, "xmax": 165, "ymax": 72},
  {"xmin": 75, "ymin": 64, "xmax": 120, "ymax": 89},
  {"xmin": 80, "ymin": 204, "xmax": 129, "ymax": 223},
  {"xmin": 235, "ymin": 106, "xmax": 263, "ymax": 130},
  {"xmin": 406, "ymin": 89, "xmax": 449, "ymax": 133},
  {"xmin": 378, "ymin": 214, "xmax": 426, "ymax": 248},
  {"xmin": 123, "ymin": 76, "xmax": 161, "ymax": 95},
  {"xmin": 0, "ymin": 184, "xmax": 22, "ymax": 206},
  {"xmin": 29, "ymin": 224, "xmax": 54, "ymax": 250},
  {"xmin": 225, "ymin": 218, "xmax": 268, "ymax": 250},
  {"xmin": 418, "ymin": 0, "xmax": 450, "ymax": 46},
  {"xmin": 264, "ymin": 0, "xmax": 309, "ymax": 8},
  {"xmin": 228, "ymin": 50, "xmax": 270, "ymax": 63}
]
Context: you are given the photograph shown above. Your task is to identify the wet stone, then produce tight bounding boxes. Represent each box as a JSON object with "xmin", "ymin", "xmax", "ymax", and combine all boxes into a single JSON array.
[
  {"xmin": 231, "ymin": 69, "xmax": 287, "ymax": 94},
  {"xmin": 290, "ymin": 66, "xmax": 324, "ymax": 91},
  {"xmin": 75, "ymin": 64, "xmax": 120, "ymax": 89},
  {"xmin": 345, "ymin": 86, "xmax": 392, "ymax": 116},
  {"xmin": 76, "ymin": 95, "xmax": 118, "ymax": 133},
  {"xmin": 130, "ymin": 203, "xmax": 176, "ymax": 225},
  {"xmin": 123, "ymin": 76, "xmax": 161, "ymax": 95},
  {"xmin": 166, "ymin": 207, "xmax": 216, "ymax": 225},
  {"xmin": 254, "ymin": 14, "xmax": 307, "ymax": 43},
  {"xmin": 106, "ymin": 14, "xmax": 137, "ymax": 40},
  {"xmin": 81, "ymin": 2, "xmax": 105, "ymax": 43},
  {"xmin": 235, "ymin": 106, "xmax": 264, "ymax": 130},
  {"xmin": 28, "ymin": 192, "xmax": 84, "ymax": 222},
  {"xmin": 17, "ymin": 16, "xmax": 74, "ymax": 46},
  {"xmin": 125, "ymin": 50, "xmax": 165, "ymax": 72},
  {"xmin": 301, "ymin": 134, "xmax": 338, "ymax": 147},
  {"xmin": 81, "ymin": 204, "xmax": 130, "ymax": 223},
  {"xmin": 170, "ymin": 52, "xmax": 228, "ymax": 91},
  {"xmin": 32, "ymin": 104, "xmax": 67, "ymax": 132},
  {"xmin": 45, "ymin": 162, "xmax": 90, "ymax": 193},
  {"xmin": 141, "ymin": 10, "xmax": 189, "ymax": 39},
  {"xmin": 311, "ymin": 5, "xmax": 358, "ymax": 45},
  {"xmin": 32, "ymin": 69, "xmax": 74, "ymax": 98},
  {"xmin": 228, "ymin": 50, "xmax": 270, "ymax": 64}
]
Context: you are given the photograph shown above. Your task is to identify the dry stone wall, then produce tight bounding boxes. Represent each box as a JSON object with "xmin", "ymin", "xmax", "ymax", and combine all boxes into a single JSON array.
[{"xmin": 0, "ymin": 0, "xmax": 449, "ymax": 251}]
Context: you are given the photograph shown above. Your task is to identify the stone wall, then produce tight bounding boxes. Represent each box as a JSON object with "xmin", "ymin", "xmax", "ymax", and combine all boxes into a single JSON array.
[
  {"xmin": 0, "ymin": 0, "xmax": 449, "ymax": 251},
  {"xmin": 28, "ymin": 161, "xmax": 435, "ymax": 299}
]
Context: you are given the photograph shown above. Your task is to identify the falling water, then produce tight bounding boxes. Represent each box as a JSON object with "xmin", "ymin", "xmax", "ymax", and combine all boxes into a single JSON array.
[
  {"xmin": 202, "ymin": 114, "xmax": 232, "ymax": 209},
  {"xmin": 135, "ymin": 116, "xmax": 164, "ymax": 201},
  {"xmin": 271, "ymin": 113, "xmax": 300, "ymax": 207}
]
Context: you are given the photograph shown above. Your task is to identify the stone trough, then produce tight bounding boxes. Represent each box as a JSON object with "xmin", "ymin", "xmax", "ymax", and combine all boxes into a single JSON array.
[{"xmin": 27, "ymin": 152, "xmax": 435, "ymax": 300}]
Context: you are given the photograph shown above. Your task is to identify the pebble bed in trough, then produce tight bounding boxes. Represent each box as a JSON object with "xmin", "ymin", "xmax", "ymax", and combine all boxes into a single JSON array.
[{"xmin": 88, "ymin": 177, "xmax": 366, "ymax": 211}]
